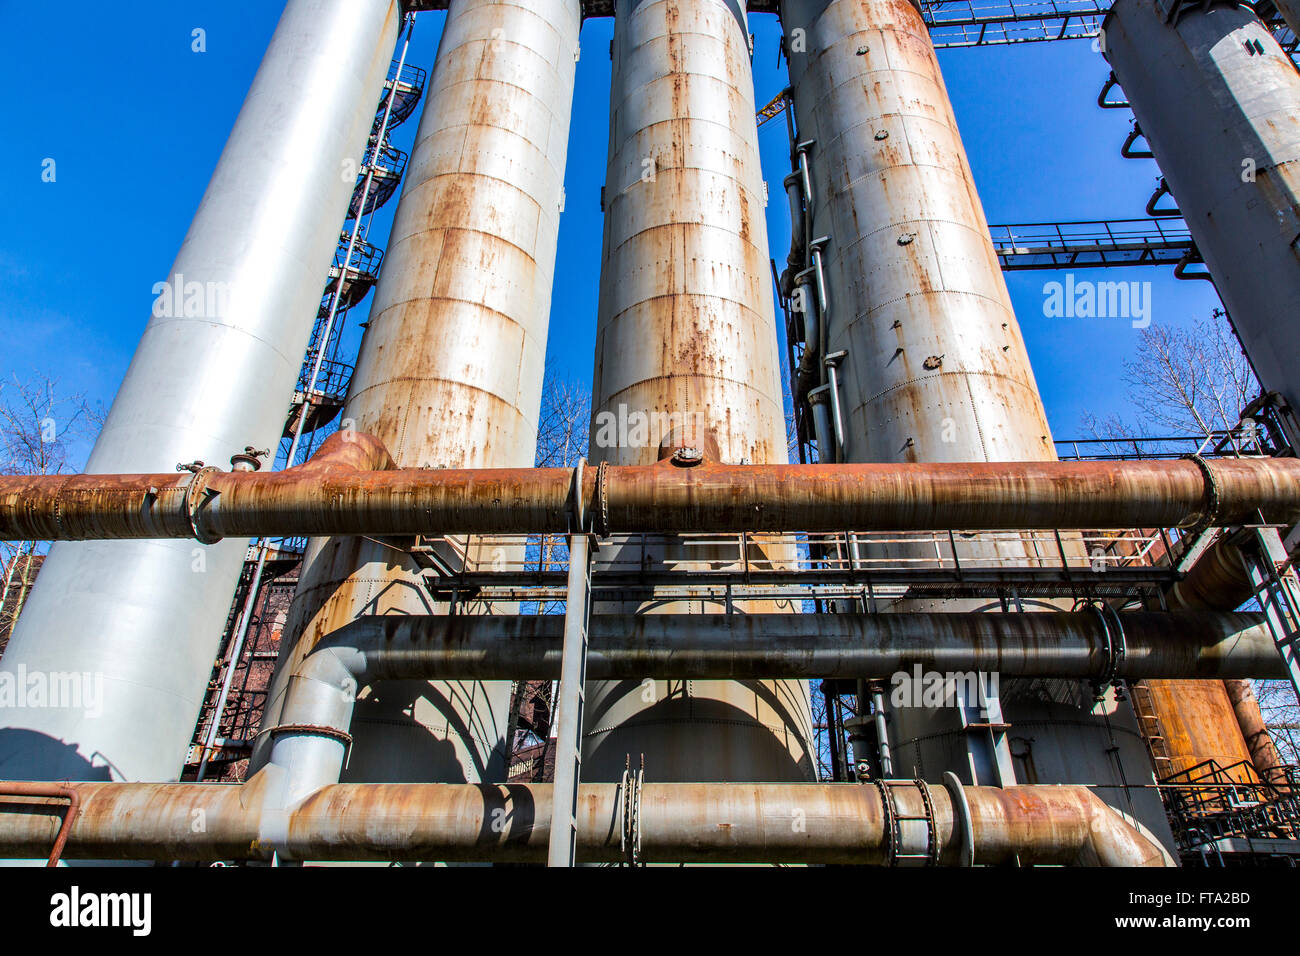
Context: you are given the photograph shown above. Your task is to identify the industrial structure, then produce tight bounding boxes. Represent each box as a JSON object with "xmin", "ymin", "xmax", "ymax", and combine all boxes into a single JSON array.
[{"xmin": 1, "ymin": 0, "xmax": 1299, "ymax": 866}]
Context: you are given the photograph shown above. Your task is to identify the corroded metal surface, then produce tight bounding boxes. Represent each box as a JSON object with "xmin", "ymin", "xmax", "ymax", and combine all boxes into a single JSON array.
[
  {"xmin": 1105, "ymin": 0, "xmax": 1300, "ymax": 448},
  {"xmin": 0, "ymin": 778, "xmax": 1169, "ymax": 866},
  {"xmin": 0, "ymin": 782, "xmax": 80, "ymax": 866},
  {"xmin": 1224, "ymin": 678, "xmax": 1289, "ymax": 785},
  {"xmin": 259, "ymin": 0, "xmax": 582, "ymax": 787},
  {"xmin": 584, "ymin": 0, "xmax": 813, "ymax": 784},
  {"xmin": 784, "ymin": 0, "xmax": 1053, "ymax": 471},
  {"xmin": 1168, "ymin": 537, "xmax": 1253, "ymax": 611},
  {"xmin": 7, "ymin": 445, "xmax": 1300, "ymax": 539},
  {"xmin": 593, "ymin": 0, "xmax": 788, "ymax": 468},
  {"xmin": 0, "ymin": 0, "xmax": 403, "ymax": 783},
  {"xmin": 1144, "ymin": 679, "xmax": 1255, "ymax": 781},
  {"xmin": 781, "ymin": 0, "xmax": 1167, "ymax": 841},
  {"xmin": 1151, "ymin": 535, "xmax": 1286, "ymax": 786}
]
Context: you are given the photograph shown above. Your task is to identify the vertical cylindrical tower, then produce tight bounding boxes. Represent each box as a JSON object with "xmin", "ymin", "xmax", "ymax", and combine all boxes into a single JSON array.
[
  {"xmin": 1104, "ymin": 0, "xmax": 1300, "ymax": 446},
  {"xmin": 0, "ymin": 0, "xmax": 401, "ymax": 783},
  {"xmin": 583, "ymin": 0, "xmax": 815, "ymax": 783},
  {"xmin": 782, "ymin": 0, "xmax": 1168, "ymax": 839},
  {"xmin": 254, "ymin": 0, "xmax": 581, "ymax": 788}
]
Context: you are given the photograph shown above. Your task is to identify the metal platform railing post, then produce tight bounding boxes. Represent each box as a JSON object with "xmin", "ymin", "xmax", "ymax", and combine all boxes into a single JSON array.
[{"xmin": 548, "ymin": 462, "xmax": 594, "ymax": 867}]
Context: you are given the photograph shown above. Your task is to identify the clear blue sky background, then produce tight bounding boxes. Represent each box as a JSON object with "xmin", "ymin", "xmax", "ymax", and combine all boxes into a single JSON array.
[{"xmin": 0, "ymin": 1, "xmax": 1223, "ymax": 465}]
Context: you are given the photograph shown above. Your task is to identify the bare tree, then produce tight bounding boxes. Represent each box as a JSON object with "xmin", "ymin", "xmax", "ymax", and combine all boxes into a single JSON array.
[
  {"xmin": 0, "ymin": 375, "xmax": 101, "ymax": 651},
  {"xmin": 1081, "ymin": 311, "xmax": 1259, "ymax": 451},
  {"xmin": 535, "ymin": 369, "xmax": 591, "ymax": 468},
  {"xmin": 1081, "ymin": 312, "xmax": 1299, "ymax": 764}
]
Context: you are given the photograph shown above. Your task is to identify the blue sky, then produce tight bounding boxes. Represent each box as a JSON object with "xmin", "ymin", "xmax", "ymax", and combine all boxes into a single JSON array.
[{"xmin": 0, "ymin": 2, "xmax": 1223, "ymax": 464}]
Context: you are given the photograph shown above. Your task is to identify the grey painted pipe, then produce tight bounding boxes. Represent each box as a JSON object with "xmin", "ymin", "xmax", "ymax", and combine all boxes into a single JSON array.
[
  {"xmin": 292, "ymin": 609, "xmax": 1284, "ymax": 682},
  {"xmin": 256, "ymin": 605, "xmax": 1284, "ymax": 815},
  {"xmin": 0, "ymin": 777, "xmax": 1170, "ymax": 865}
]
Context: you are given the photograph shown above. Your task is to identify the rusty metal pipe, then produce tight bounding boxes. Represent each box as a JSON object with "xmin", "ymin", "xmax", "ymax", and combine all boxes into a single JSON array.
[
  {"xmin": 0, "ymin": 782, "xmax": 80, "ymax": 866},
  {"xmin": 0, "ymin": 778, "xmax": 1169, "ymax": 865},
  {"xmin": 256, "ymin": 605, "xmax": 1282, "ymax": 806},
  {"xmin": 299, "ymin": 609, "xmax": 1284, "ymax": 682},
  {"xmin": 4, "ymin": 433, "xmax": 1300, "ymax": 541}
]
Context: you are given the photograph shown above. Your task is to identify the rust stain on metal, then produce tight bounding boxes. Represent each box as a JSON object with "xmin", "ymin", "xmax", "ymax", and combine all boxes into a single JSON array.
[
  {"xmin": 6, "ymin": 444, "xmax": 1300, "ymax": 540},
  {"xmin": 0, "ymin": 782, "xmax": 80, "ymax": 866}
]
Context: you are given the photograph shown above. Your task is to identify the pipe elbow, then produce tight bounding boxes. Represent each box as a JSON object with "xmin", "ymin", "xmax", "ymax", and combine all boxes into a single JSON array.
[
  {"xmin": 296, "ymin": 430, "xmax": 395, "ymax": 473},
  {"xmin": 274, "ymin": 641, "xmax": 368, "ymax": 734},
  {"xmin": 1078, "ymin": 791, "xmax": 1173, "ymax": 867}
]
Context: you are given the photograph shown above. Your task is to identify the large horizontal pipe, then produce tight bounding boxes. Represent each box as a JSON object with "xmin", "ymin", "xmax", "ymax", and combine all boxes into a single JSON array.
[
  {"xmin": 0, "ymin": 776, "xmax": 1169, "ymax": 865},
  {"xmin": 256, "ymin": 606, "xmax": 1283, "ymax": 795},
  {"xmin": 316, "ymin": 610, "xmax": 1284, "ymax": 681},
  {"xmin": 3, "ymin": 432, "xmax": 1299, "ymax": 542}
]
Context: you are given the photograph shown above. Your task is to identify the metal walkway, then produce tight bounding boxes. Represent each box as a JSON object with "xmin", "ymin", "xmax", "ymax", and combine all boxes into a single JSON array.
[{"xmin": 988, "ymin": 218, "xmax": 1195, "ymax": 270}]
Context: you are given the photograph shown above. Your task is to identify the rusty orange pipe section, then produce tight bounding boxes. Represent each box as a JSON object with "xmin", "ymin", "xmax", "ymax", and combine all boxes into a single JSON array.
[
  {"xmin": 0, "ymin": 781, "xmax": 81, "ymax": 866},
  {"xmin": 0, "ymin": 779, "xmax": 1169, "ymax": 866},
  {"xmin": 3, "ymin": 433, "xmax": 1300, "ymax": 541}
]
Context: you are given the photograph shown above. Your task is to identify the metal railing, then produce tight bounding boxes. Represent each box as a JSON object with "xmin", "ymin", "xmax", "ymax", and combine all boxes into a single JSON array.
[
  {"xmin": 377, "ymin": 60, "xmax": 427, "ymax": 129},
  {"xmin": 1159, "ymin": 759, "xmax": 1300, "ymax": 859},
  {"xmin": 920, "ymin": 0, "xmax": 1105, "ymax": 47},
  {"xmin": 409, "ymin": 526, "xmax": 1186, "ymax": 609},
  {"xmin": 989, "ymin": 218, "xmax": 1194, "ymax": 270},
  {"xmin": 1055, "ymin": 429, "xmax": 1278, "ymax": 461}
]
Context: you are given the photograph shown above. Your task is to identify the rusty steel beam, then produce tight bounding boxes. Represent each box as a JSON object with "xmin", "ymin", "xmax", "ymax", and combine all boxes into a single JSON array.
[
  {"xmin": 4, "ymin": 432, "xmax": 1300, "ymax": 542},
  {"xmin": 0, "ymin": 777, "xmax": 1170, "ymax": 865},
  {"xmin": 312, "ymin": 609, "xmax": 1284, "ymax": 681}
]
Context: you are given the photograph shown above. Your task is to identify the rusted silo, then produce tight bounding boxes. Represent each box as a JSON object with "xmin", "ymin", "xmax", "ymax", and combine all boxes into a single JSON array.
[
  {"xmin": 252, "ymin": 0, "xmax": 581, "ymax": 789},
  {"xmin": 582, "ymin": 0, "xmax": 815, "ymax": 783},
  {"xmin": 781, "ymin": 0, "xmax": 1170, "ymax": 843}
]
